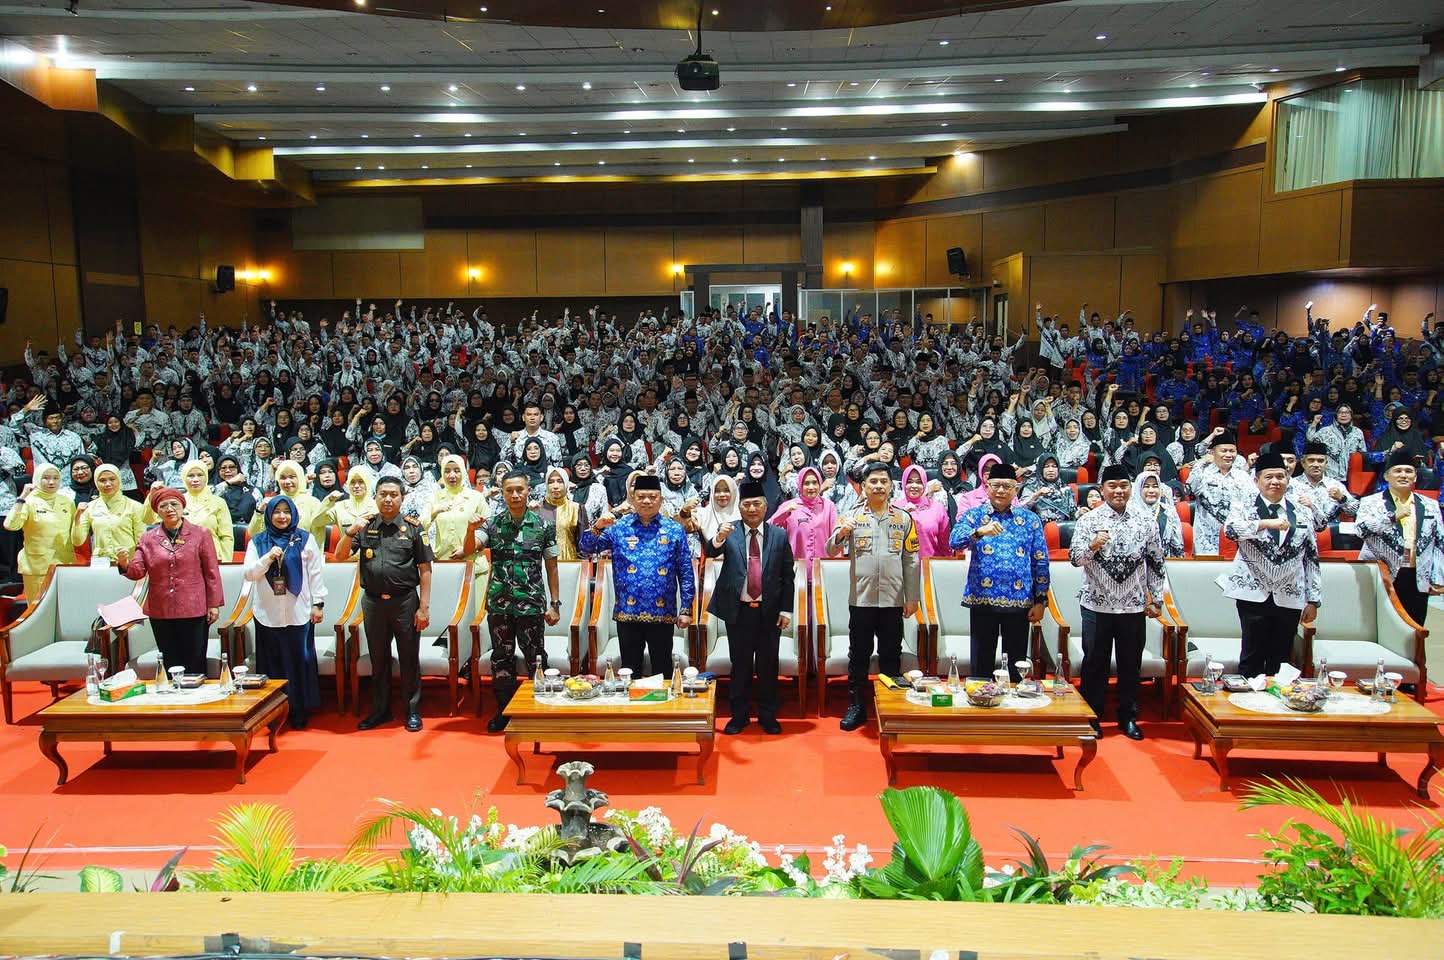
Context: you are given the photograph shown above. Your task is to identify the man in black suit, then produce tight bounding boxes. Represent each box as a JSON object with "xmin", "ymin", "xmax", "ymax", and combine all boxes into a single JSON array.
[{"xmin": 703, "ymin": 480, "xmax": 796, "ymax": 735}]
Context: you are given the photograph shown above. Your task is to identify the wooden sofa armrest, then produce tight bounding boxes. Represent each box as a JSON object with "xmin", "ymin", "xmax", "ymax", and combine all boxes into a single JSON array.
[
  {"xmin": 812, "ymin": 559, "xmax": 827, "ymax": 665},
  {"xmin": 920, "ymin": 559, "xmax": 939, "ymax": 673}
]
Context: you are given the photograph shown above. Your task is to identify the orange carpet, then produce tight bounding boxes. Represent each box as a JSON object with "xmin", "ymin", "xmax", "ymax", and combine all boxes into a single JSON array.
[{"xmin": 3, "ymin": 683, "xmax": 1441, "ymax": 888}]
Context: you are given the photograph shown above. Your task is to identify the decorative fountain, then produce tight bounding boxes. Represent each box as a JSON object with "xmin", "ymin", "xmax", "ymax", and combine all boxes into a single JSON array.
[{"xmin": 544, "ymin": 760, "xmax": 627, "ymax": 864}]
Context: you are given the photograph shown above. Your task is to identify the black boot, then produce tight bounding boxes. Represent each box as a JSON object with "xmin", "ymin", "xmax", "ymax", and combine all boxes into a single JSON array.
[
  {"xmin": 839, "ymin": 682, "xmax": 868, "ymax": 731},
  {"xmin": 488, "ymin": 684, "xmax": 516, "ymax": 733}
]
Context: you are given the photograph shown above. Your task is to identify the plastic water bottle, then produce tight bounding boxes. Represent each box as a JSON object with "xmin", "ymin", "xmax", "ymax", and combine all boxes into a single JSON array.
[
  {"xmin": 947, "ymin": 655, "xmax": 961, "ymax": 694},
  {"xmin": 218, "ymin": 652, "xmax": 234, "ymax": 695},
  {"xmin": 533, "ymin": 655, "xmax": 545, "ymax": 694},
  {"xmin": 1372, "ymin": 657, "xmax": 1387, "ymax": 702}
]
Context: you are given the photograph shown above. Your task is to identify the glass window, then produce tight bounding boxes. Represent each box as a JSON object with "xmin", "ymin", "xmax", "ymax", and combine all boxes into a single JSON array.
[{"xmin": 1276, "ymin": 78, "xmax": 1444, "ymax": 192}]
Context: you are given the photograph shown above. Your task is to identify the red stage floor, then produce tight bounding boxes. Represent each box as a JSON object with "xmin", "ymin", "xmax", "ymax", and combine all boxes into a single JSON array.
[{"xmin": 3, "ymin": 684, "xmax": 1441, "ymax": 888}]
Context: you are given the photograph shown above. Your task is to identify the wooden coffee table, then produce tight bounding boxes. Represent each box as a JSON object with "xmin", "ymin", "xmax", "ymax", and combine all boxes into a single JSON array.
[
  {"xmin": 1180, "ymin": 683, "xmax": 1444, "ymax": 798},
  {"xmin": 503, "ymin": 681, "xmax": 716, "ymax": 785},
  {"xmin": 872, "ymin": 680, "xmax": 1099, "ymax": 790},
  {"xmin": 37, "ymin": 680, "xmax": 289, "ymax": 786}
]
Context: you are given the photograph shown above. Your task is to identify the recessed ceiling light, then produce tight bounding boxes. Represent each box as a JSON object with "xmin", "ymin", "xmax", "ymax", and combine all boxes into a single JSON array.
[
  {"xmin": 246, "ymin": 83, "xmax": 258, "ymax": 92},
  {"xmin": 819, "ymin": 155, "xmax": 827, "ymax": 160},
  {"xmin": 518, "ymin": 131, "xmax": 526, "ymax": 136},
  {"xmin": 868, "ymin": 155, "xmax": 876, "ymax": 160},
  {"xmin": 354, "ymin": 0, "xmax": 365, "ymax": 6},
  {"xmin": 623, "ymin": 129, "xmax": 630, "ymax": 133},
  {"xmin": 360, "ymin": 133, "xmax": 368, "ymax": 138},
  {"xmin": 466, "ymin": 163, "xmax": 473, "ymax": 167},
  {"xmin": 777, "ymin": 157, "xmax": 785, "ymax": 162},
  {"xmin": 726, "ymin": 126, "xmax": 735, "ymax": 132},
  {"xmin": 1188, "ymin": 83, "xmax": 1198, "ymax": 88},
  {"xmin": 183, "ymin": 85, "xmax": 195, "ymax": 92},
  {"xmin": 377, "ymin": 164, "xmax": 384, "ymax": 169},
  {"xmin": 464, "ymin": 132, "xmax": 472, "ymax": 137},
  {"xmin": 731, "ymin": 157, "xmax": 738, "ymax": 162},
  {"xmin": 940, "ymin": 122, "xmax": 948, "ymax": 127},
  {"xmin": 554, "ymin": 161, "xmax": 561, "ymax": 166},
  {"xmin": 354, "ymin": 165, "xmax": 361, "ymax": 170},
  {"xmin": 414, "ymin": 133, "xmax": 422, "ymax": 137},
  {"xmin": 379, "ymin": 84, "xmax": 390, "ymax": 92},
  {"xmin": 711, "ymin": 8, "xmax": 718, "ymax": 14},
  {"xmin": 257, "ymin": 135, "xmax": 266, "ymax": 140},
  {"xmin": 848, "ymin": 81, "xmax": 859, "ymax": 86},
  {"xmin": 825, "ymin": 4, "xmax": 831, "ymax": 10},
  {"xmin": 677, "ymin": 127, "xmax": 685, "ymax": 132},
  {"xmin": 993, "ymin": 78, "xmax": 1005, "ymax": 83},
  {"xmin": 1063, "ymin": 88, "xmax": 1072, "ymax": 93},
  {"xmin": 1335, "ymin": 65, "xmax": 1347, "ymax": 72},
  {"xmin": 308, "ymin": 134, "xmax": 317, "ymax": 139},
  {"xmin": 598, "ymin": 160, "xmax": 606, "ymax": 165},
  {"xmin": 515, "ymin": 83, "xmax": 526, "ymax": 90},
  {"xmin": 597, "ymin": 7, "xmax": 605, "ymax": 12},
  {"xmin": 421, "ymin": 164, "xmax": 428, "ymax": 169},
  {"xmin": 1095, "ymin": 34, "xmax": 1107, "ymax": 40},
  {"xmin": 780, "ymin": 126, "xmax": 788, "ymax": 130},
  {"xmin": 570, "ymin": 130, "xmax": 578, "ymax": 135},
  {"xmin": 315, "ymin": 84, "xmax": 326, "ymax": 92},
  {"xmin": 582, "ymin": 81, "xmax": 592, "ymax": 90},
  {"xmin": 787, "ymin": 82, "xmax": 796, "ymax": 87},
  {"xmin": 938, "ymin": 39, "xmax": 949, "ymax": 46},
  {"xmin": 448, "ymin": 84, "xmax": 458, "ymax": 92},
  {"xmin": 1268, "ymin": 67, "xmax": 1280, "ymax": 73},
  {"xmin": 479, "ymin": 5, "xmax": 487, "ymax": 10}
]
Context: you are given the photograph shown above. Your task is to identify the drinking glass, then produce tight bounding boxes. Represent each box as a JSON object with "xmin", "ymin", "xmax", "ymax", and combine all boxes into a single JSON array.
[
  {"xmin": 168, "ymin": 665, "xmax": 186, "ymax": 692},
  {"xmin": 1014, "ymin": 659, "xmax": 1033, "ymax": 695},
  {"xmin": 1316, "ymin": 656, "xmax": 1329, "ymax": 686},
  {"xmin": 992, "ymin": 667, "xmax": 1010, "ymax": 694},
  {"xmin": 683, "ymin": 666, "xmax": 699, "ymax": 697},
  {"xmin": 231, "ymin": 665, "xmax": 248, "ymax": 691},
  {"xmin": 544, "ymin": 667, "xmax": 561, "ymax": 695},
  {"xmin": 617, "ymin": 667, "xmax": 633, "ymax": 689},
  {"xmin": 1327, "ymin": 670, "xmax": 1347, "ymax": 693},
  {"xmin": 1384, "ymin": 672, "xmax": 1403, "ymax": 703},
  {"xmin": 94, "ymin": 658, "xmax": 109, "ymax": 684},
  {"xmin": 1204, "ymin": 661, "xmax": 1224, "ymax": 695}
]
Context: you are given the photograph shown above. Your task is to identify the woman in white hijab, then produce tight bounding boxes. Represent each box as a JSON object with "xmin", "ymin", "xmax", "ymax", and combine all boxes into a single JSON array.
[
  {"xmin": 688, "ymin": 474, "xmax": 742, "ymax": 558},
  {"xmin": 1128, "ymin": 470, "xmax": 1185, "ymax": 558}
]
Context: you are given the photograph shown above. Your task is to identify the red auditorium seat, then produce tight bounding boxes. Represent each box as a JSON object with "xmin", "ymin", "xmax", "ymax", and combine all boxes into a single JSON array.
[
  {"xmin": 1175, "ymin": 501, "xmax": 1191, "ymax": 525},
  {"xmin": 1346, "ymin": 452, "xmax": 1375, "ymax": 497},
  {"xmin": 1180, "ymin": 521, "xmax": 1193, "ymax": 557}
]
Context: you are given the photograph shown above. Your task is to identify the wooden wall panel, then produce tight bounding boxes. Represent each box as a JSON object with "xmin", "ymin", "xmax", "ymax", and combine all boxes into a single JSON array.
[
  {"xmin": 1119, "ymin": 254, "xmax": 1167, "ymax": 334},
  {"xmin": 138, "ymin": 183, "xmax": 199, "ymax": 280},
  {"xmin": 674, "ymin": 227, "xmax": 744, "ymax": 292},
  {"xmin": 1350, "ymin": 184, "xmax": 1444, "ymax": 269},
  {"xmin": 397, "ymin": 249, "xmax": 429, "ymax": 300},
  {"xmin": 332, "ymin": 251, "xmax": 401, "ymax": 300},
  {"xmin": 0, "ymin": 152, "xmax": 56, "ymax": 264},
  {"xmin": 469, "ymin": 229, "xmax": 537, "ymax": 297},
  {"xmin": 45, "ymin": 165, "xmax": 75, "ymax": 266},
  {"xmin": 0, "ymin": 258, "xmax": 60, "ymax": 358},
  {"xmin": 1027, "ymin": 254, "xmax": 1122, "ymax": 331},
  {"xmin": 742, "ymin": 224, "xmax": 801, "ymax": 264},
  {"xmin": 983, "ymin": 142, "xmax": 1049, "ymax": 192},
  {"xmin": 272, "ymin": 249, "xmax": 335, "ymax": 301},
  {"xmin": 52, "ymin": 263, "xmax": 81, "ymax": 342},
  {"xmin": 536, "ymin": 229, "xmax": 606, "ymax": 297},
  {"xmin": 873, "ymin": 218, "xmax": 926, "ymax": 288},
  {"xmin": 1258, "ymin": 188, "xmax": 1345, "ymax": 274},
  {"xmin": 822, "ymin": 220, "xmax": 875, "ymax": 288},
  {"xmin": 981, "ymin": 206, "xmax": 1045, "ymax": 265},
  {"xmin": 921, "ymin": 214, "xmax": 978, "ymax": 286},
  {"xmin": 143, "ymin": 274, "xmax": 203, "ymax": 329},
  {"xmin": 911, "ymin": 150, "xmax": 984, "ymax": 203},
  {"xmin": 604, "ymin": 227, "xmax": 675, "ymax": 295},
  {"xmin": 1114, "ymin": 187, "xmax": 1172, "ymax": 250},
  {"xmin": 1044, "ymin": 195, "xmax": 1115, "ymax": 252},
  {"xmin": 423, "ymin": 231, "xmax": 469, "ymax": 299},
  {"xmin": 1169, "ymin": 167, "xmax": 1263, "ymax": 281}
]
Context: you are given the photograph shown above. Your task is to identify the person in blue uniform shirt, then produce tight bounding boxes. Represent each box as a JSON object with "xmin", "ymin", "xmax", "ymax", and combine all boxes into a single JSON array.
[
  {"xmin": 580, "ymin": 473, "xmax": 695, "ymax": 677},
  {"xmin": 948, "ymin": 461, "xmax": 1049, "ymax": 681}
]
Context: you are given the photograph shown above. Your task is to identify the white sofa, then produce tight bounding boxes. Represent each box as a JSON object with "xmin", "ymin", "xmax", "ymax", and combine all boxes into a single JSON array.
[
  {"xmin": 1163, "ymin": 558, "xmax": 1255, "ymax": 682},
  {"xmin": 814, "ymin": 558, "xmax": 927, "ymax": 711},
  {"xmin": 0, "ymin": 565, "xmax": 148, "ymax": 723},
  {"xmin": 921, "ymin": 558, "xmax": 1047, "ymax": 680},
  {"xmin": 1042, "ymin": 560, "xmax": 1175, "ymax": 716},
  {"xmin": 472, "ymin": 558, "xmax": 590, "ymax": 714},
  {"xmin": 1302, "ymin": 560, "xmax": 1427, "ymax": 700},
  {"xmin": 350, "ymin": 560, "xmax": 478, "ymax": 716},
  {"xmin": 587, "ymin": 557, "xmax": 694, "ymax": 675},
  {"xmin": 119, "ymin": 562, "xmax": 250, "ymax": 679},
  {"xmin": 696, "ymin": 558, "xmax": 809, "ymax": 717}
]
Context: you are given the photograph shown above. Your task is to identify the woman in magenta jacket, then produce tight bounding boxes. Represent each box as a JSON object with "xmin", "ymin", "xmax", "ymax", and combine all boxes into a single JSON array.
[
  {"xmin": 767, "ymin": 465, "xmax": 839, "ymax": 562},
  {"xmin": 894, "ymin": 463, "xmax": 953, "ymax": 558},
  {"xmin": 118, "ymin": 487, "xmax": 224, "ymax": 675}
]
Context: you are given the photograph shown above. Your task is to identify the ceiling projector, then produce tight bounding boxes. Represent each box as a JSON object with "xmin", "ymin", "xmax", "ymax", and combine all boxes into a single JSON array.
[{"xmin": 676, "ymin": 52, "xmax": 721, "ymax": 91}]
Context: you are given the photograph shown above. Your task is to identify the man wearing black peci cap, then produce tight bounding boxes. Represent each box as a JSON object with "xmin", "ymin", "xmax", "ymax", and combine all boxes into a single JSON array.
[
  {"xmin": 1355, "ymin": 448, "xmax": 1444, "ymax": 628},
  {"xmin": 1289, "ymin": 440, "xmax": 1357, "ymax": 528},
  {"xmin": 1219, "ymin": 451, "xmax": 1320, "ymax": 678},
  {"xmin": 1070, "ymin": 463, "xmax": 1167, "ymax": 739},
  {"xmin": 702, "ymin": 480, "xmax": 796, "ymax": 735},
  {"xmin": 1186, "ymin": 427, "xmax": 1252, "ymax": 556}
]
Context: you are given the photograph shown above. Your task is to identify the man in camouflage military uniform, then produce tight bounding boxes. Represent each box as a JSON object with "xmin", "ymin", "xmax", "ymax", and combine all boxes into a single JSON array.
[{"xmin": 475, "ymin": 470, "xmax": 562, "ymax": 732}]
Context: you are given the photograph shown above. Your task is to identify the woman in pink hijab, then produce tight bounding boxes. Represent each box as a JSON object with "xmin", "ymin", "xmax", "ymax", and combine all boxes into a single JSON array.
[
  {"xmin": 955, "ymin": 453, "xmax": 1003, "ymax": 513},
  {"xmin": 768, "ymin": 465, "xmax": 838, "ymax": 561},
  {"xmin": 894, "ymin": 463, "xmax": 953, "ymax": 558}
]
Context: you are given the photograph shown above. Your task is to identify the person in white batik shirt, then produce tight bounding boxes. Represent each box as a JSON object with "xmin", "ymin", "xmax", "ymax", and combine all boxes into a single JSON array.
[
  {"xmin": 1354, "ymin": 448, "xmax": 1444, "ymax": 629},
  {"xmin": 1218, "ymin": 451, "xmax": 1320, "ymax": 678},
  {"xmin": 1186, "ymin": 430, "xmax": 1253, "ymax": 556},
  {"xmin": 1069, "ymin": 463, "xmax": 1167, "ymax": 741},
  {"xmin": 1288, "ymin": 440, "xmax": 1358, "ymax": 530}
]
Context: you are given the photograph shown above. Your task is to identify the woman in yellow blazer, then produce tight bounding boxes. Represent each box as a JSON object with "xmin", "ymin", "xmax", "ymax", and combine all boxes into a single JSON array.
[
  {"xmin": 424, "ymin": 454, "xmax": 492, "ymax": 582},
  {"xmin": 314, "ymin": 467, "xmax": 377, "ymax": 552},
  {"xmin": 248, "ymin": 461, "xmax": 325, "ymax": 544},
  {"xmin": 145, "ymin": 459, "xmax": 234, "ymax": 559},
  {"xmin": 72, "ymin": 463, "xmax": 146, "ymax": 564},
  {"xmin": 4, "ymin": 463, "xmax": 77, "ymax": 598}
]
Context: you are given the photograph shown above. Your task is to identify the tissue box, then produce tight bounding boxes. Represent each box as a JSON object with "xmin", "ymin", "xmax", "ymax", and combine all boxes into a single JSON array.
[{"xmin": 98, "ymin": 677, "xmax": 146, "ymax": 703}]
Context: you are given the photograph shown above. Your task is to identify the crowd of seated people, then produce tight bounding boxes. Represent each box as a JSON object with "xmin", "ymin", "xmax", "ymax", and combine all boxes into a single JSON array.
[{"xmin": 1, "ymin": 294, "xmax": 1441, "ymax": 590}]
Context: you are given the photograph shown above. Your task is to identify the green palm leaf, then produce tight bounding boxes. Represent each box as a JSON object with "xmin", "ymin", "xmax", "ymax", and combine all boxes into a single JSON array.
[{"xmin": 877, "ymin": 787, "xmax": 973, "ymax": 882}]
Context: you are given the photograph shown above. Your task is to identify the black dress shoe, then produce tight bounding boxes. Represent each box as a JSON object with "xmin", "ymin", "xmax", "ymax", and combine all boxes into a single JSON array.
[
  {"xmin": 486, "ymin": 713, "xmax": 510, "ymax": 733},
  {"xmin": 405, "ymin": 713, "xmax": 423, "ymax": 732},
  {"xmin": 839, "ymin": 704, "xmax": 867, "ymax": 731},
  {"xmin": 290, "ymin": 715, "xmax": 308, "ymax": 731},
  {"xmin": 1120, "ymin": 719, "xmax": 1144, "ymax": 741},
  {"xmin": 759, "ymin": 716, "xmax": 783, "ymax": 735},
  {"xmin": 358, "ymin": 711, "xmax": 391, "ymax": 730},
  {"xmin": 723, "ymin": 716, "xmax": 750, "ymax": 735}
]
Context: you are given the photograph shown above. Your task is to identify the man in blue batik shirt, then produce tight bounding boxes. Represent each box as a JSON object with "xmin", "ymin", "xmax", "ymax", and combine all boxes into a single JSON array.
[
  {"xmin": 580, "ymin": 473, "xmax": 695, "ymax": 678},
  {"xmin": 948, "ymin": 461, "xmax": 1050, "ymax": 682}
]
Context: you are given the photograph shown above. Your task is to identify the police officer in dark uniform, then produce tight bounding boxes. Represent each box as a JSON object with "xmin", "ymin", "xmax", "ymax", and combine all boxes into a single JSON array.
[{"xmin": 338, "ymin": 475, "xmax": 434, "ymax": 731}]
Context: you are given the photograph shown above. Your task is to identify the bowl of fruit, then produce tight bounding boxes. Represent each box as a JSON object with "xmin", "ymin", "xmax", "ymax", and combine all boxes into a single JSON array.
[
  {"xmin": 966, "ymin": 681, "xmax": 1008, "ymax": 708},
  {"xmin": 563, "ymin": 676, "xmax": 602, "ymax": 700},
  {"xmin": 1283, "ymin": 684, "xmax": 1329, "ymax": 713}
]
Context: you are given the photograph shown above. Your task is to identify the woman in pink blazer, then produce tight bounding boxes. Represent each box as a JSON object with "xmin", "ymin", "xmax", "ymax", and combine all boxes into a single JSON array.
[
  {"xmin": 768, "ymin": 466, "xmax": 838, "ymax": 562},
  {"xmin": 894, "ymin": 464, "xmax": 952, "ymax": 558},
  {"xmin": 118, "ymin": 487, "xmax": 224, "ymax": 675}
]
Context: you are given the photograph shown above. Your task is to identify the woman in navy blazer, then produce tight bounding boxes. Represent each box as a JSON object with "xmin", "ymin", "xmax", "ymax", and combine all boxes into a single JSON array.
[{"xmin": 702, "ymin": 481, "xmax": 795, "ymax": 734}]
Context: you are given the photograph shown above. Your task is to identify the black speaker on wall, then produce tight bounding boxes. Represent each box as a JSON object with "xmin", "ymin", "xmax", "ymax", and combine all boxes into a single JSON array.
[
  {"xmin": 214, "ymin": 264, "xmax": 235, "ymax": 293},
  {"xmin": 946, "ymin": 246, "xmax": 968, "ymax": 277},
  {"xmin": 0, "ymin": 287, "xmax": 8, "ymax": 324}
]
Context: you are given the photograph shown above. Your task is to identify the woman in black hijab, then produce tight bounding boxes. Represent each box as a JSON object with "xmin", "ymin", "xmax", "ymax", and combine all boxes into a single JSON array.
[
  {"xmin": 68, "ymin": 455, "xmax": 99, "ymax": 506},
  {"xmin": 517, "ymin": 436, "xmax": 550, "ymax": 488},
  {"xmin": 310, "ymin": 458, "xmax": 341, "ymax": 501},
  {"xmin": 744, "ymin": 451, "xmax": 784, "ymax": 514}
]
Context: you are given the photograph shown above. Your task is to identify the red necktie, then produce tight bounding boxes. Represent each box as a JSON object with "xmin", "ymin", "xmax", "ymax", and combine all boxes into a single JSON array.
[{"xmin": 747, "ymin": 529, "xmax": 762, "ymax": 599}]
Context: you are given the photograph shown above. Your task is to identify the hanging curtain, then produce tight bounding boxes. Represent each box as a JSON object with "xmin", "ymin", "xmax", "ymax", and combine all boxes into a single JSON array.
[{"xmin": 1276, "ymin": 79, "xmax": 1444, "ymax": 192}]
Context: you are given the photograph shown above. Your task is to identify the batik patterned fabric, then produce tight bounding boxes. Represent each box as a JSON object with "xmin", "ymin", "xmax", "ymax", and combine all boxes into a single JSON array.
[
  {"xmin": 1069, "ymin": 505, "xmax": 1167, "ymax": 614},
  {"xmin": 1218, "ymin": 496, "xmax": 1321, "ymax": 609},
  {"xmin": 1186, "ymin": 462, "xmax": 1253, "ymax": 555},
  {"xmin": 1287, "ymin": 474, "xmax": 1357, "ymax": 529},
  {"xmin": 948, "ymin": 503, "xmax": 1049, "ymax": 609},
  {"xmin": 1355, "ymin": 490, "xmax": 1444, "ymax": 593},
  {"xmin": 483, "ymin": 509, "xmax": 559, "ymax": 617},
  {"xmin": 580, "ymin": 512, "xmax": 696, "ymax": 622}
]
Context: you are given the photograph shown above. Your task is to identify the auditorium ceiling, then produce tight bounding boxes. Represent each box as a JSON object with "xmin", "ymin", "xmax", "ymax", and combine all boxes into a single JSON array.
[{"xmin": 0, "ymin": 0, "xmax": 1439, "ymax": 186}]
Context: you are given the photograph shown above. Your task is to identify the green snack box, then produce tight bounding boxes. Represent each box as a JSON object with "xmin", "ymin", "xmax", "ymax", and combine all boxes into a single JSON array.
[{"xmin": 930, "ymin": 692, "xmax": 954, "ymax": 707}]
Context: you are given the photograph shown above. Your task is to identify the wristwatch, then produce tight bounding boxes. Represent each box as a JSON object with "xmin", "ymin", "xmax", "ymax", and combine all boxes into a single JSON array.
[
  {"xmin": 549, "ymin": 600, "xmax": 562, "ymax": 610},
  {"xmin": 312, "ymin": 602, "xmax": 324, "ymax": 609}
]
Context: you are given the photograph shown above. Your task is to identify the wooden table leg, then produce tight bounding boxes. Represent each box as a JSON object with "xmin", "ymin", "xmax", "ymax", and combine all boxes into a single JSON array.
[
  {"xmin": 268, "ymin": 702, "xmax": 289, "ymax": 751},
  {"xmin": 532, "ymin": 741, "xmax": 540, "ymax": 755},
  {"xmin": 38, "ymin": 731, "xmax": 68, "ymax": 786},
  {"xmin": 1213, "ymin": 740, "xmax": 1232, "ymax": 792},
  {"xmin": 102, "ymin": 741, "xmax": 112, "ymax": 756},
  {"xmin": 880, "ymin": 733, "xmax": 897, "ymax": 785},
  {"xmin": 1055, "ymin": 745, "xmax": 1064, "ymax": 759},
  {"xmin": 232, "ymin": 733, "xmax": 252, "ymax": 784},
  {"xmin": 1073, "ymin": 736, "xmax": 1097, "ymax": 792},
  {"xmin": 1377, "ymin": 751, "xmax": 1388, "ymax": 767},
  {"xmin": 1418, "ymin": 743, "xmax": 1444, "ymax": 800},
  {"xmin": 504, "ymin": 735, "xmax": 525, "ymax": 785},
  {"xmin": 696, "ymin": 731, "xmax": 714, "ymax": 785}
]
